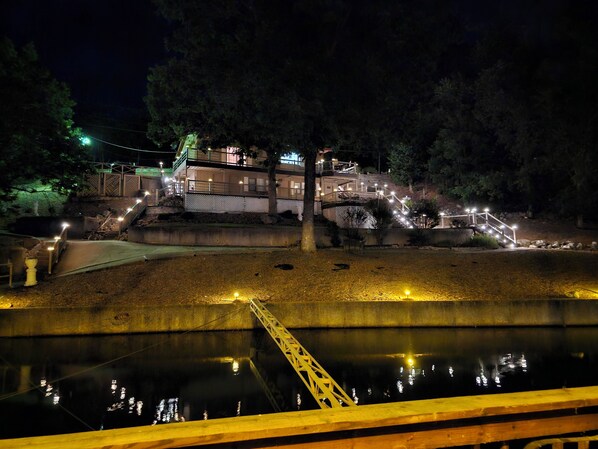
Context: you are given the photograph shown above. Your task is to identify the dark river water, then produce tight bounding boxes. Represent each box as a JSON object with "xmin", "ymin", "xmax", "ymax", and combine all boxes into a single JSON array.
[{"xmin": 1, "ymin": 327, "xmax": 598, "ymax": 439}]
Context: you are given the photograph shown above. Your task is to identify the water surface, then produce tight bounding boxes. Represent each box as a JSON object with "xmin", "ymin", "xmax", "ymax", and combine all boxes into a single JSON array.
[{"xmin": 1, "ymin": 327, "xmax": 597, "ymax": 439}]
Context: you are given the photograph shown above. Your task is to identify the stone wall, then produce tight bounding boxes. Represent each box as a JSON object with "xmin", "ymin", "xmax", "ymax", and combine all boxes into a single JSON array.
[{"xmin": 1, "ymin": 300, "xmax": 597, "ymax": 336}]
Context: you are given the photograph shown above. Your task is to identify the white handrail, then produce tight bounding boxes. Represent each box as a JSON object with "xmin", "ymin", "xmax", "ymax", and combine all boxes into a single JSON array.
[
  {"xmin": 439, "ymin": 210, "xmax": 517, "ymax": 246},
  {"xmin": 383, "ymin": 191, "xmax": 418, "ymax": 229}
]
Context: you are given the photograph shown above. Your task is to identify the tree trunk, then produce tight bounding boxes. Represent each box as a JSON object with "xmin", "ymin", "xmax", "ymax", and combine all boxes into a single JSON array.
[
  {"xmin": 267, "ymin": 157, "xmax": 278, "ymax": 216},
  {"xmin": 301, "ymin": 150, "xmax": 317, "ymax": 252}
]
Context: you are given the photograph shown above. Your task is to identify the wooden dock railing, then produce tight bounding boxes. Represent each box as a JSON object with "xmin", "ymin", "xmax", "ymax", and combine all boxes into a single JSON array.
[{"xmin": 2, "ymin": 386, "xmax": 597, "ymax": 449}]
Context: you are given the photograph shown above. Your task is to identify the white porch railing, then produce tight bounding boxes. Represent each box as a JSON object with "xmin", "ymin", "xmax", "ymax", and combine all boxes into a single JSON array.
[
  {"xmin": 318, "ymin": 160, "xmax": 358, "ymax": 175},
  {"xmin": 188, "ymin": 180, "xmax": 305, "ymax": 200}
]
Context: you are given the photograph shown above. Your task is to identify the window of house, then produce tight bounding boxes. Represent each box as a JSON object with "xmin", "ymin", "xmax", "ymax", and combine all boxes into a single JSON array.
[
  {"xmin": 247, "ymin": 178, "xmax": 257, "ymax": 192},
  {"xmin": 290, "ymin": 181, "xmax": 304, "ymax": 196},
  {"xmin": 256, "ymin": 178, "xmax": 267, "ymax": 192},
  {"xmin": 243, "ymin": 177, "xmax": 268, "ymax": 193}
]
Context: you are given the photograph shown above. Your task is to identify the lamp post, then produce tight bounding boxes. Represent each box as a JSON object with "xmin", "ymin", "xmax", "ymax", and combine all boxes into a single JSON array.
[{"xmin": 47, "ymin": 247, "xmax": 54, "ymax": 275}]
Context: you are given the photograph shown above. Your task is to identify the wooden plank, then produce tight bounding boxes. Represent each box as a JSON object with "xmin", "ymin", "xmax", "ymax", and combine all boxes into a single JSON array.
[
  {"xmin": 242, "ymin": 414, "xmax": 598, "ymax": 449},
  {"xmin": 2, "ymin": 386, "xmax": 598, "ymax": 449}
]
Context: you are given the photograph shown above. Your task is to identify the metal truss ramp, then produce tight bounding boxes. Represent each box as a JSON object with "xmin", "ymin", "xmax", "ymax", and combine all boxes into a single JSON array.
[{"xmin": 249, "ymin": 299, "xmax": 356, "ymax": 409}]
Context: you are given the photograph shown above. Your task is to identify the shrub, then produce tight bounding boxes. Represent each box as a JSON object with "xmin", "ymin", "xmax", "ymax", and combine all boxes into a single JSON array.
[
  {"xmin": 407, "ymin": 229, "xmax": 430, "ymax": 246},
  {"xmin": 462, "ymin": 234, "xmax": 499, "ymax": 249},
  {"xmin": 364, "ymin": 199, "xmax": 394, "ymax": 245},
  {"xmin": 343, "ymin": 207, "xmax": 368, "ymax": 240},
  {"xmin": 325, "ymin": 220, "xmax": 342, "ymax": 247},
  {"xmin": 410, "ymin": 198, "xmax": 440, "ymax": 228}
]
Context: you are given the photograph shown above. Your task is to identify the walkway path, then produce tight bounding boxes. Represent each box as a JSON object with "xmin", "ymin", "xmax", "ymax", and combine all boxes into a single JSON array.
[{"xmin": 54, "ymin": 240, "xmax": 282, "ymax": 276}]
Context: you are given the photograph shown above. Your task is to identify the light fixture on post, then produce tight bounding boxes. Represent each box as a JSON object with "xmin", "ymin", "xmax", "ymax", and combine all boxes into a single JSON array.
[{"xmin": 47, "ymin": 246, "xmax": 54, "ymax": 275}]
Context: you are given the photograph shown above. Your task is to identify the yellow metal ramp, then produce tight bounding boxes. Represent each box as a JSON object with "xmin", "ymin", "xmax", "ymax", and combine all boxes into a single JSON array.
[{"xmin": 249, "ymin": 299, "xmax": 355, "ymax": 409}]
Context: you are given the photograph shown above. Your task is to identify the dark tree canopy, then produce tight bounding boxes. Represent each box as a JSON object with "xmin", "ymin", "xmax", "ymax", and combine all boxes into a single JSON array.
[
  {"xmin": 147, "ymin": 0, "xmax": 598, "ymax": 228},
  {"xmin": 0, "ymin": 38, "xmax": 90, "ymax": 203},
  {"xmin": 147, "ymin": 0, "xmax": 409, "ymax": 250}
]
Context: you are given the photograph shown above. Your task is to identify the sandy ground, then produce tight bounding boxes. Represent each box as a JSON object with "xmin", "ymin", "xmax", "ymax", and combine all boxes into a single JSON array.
[{"xmin": 2, "ymin": 247, "xmax": 597, "ymax": 309}]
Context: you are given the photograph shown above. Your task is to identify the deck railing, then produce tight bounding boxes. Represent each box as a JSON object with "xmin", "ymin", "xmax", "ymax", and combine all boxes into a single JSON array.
[
  {"xmin": 180, "ymin": 148, "xmax": 305, "ymax": 172},
  {"xmin": 173, "ymin": 148, "xmax": 361, "ymax": 176},
  {"xmin": 188, "ymin": 180, "xmax": 305, "ymax": 200},
  {"xmin": 3, "ymin": 386, "xmax": 598, "ymax": 449},
  {"xmin": 318, "ymin": 160, "xmax": 358, "ymax": 175}
]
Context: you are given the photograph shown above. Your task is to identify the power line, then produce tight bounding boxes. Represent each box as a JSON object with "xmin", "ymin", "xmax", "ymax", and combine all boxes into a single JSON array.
[
  {"xmin": 87, "ymin": 135, "xmax": 174, "ymax": 154},
  {"xmin": 80, "ymin": 123, "xmax": 148, "ymax": 134}
]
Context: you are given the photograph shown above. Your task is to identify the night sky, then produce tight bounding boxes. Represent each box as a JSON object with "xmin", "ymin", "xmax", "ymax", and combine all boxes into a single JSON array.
[
  {"xmin": 1, "ymin": 0, "xmax": 548, "ymax": 116},
  {"xmin": 1, "ymin": 0, "xmax": 168, "ymax": 114}
]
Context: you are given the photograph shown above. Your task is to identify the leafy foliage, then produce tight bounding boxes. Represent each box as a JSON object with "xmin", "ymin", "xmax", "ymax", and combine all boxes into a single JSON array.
[
  {"xmin": 364, "ymin": 198, "xmax": 394, "ymax": 245},
  {"xmin": 409, "ymin": 198, "xmax": 440, "ymax": 229},
  {"xmin": 388, "ymin": 143, "xmax": 425, "ymax": 193},
  {"xmin": 462, "ymin": 234, "xmax": 500, "ymax": 250},
  {"xmin": 424, "ymin": 3, "xmax": 598, "ymax": 220},
  {"xmin": 407, "ymin": 229, "xmax": 430, "ymax": 247},
  {"xmin": 0, "ymin": 39, "xmax": 91, "ymax": 204},
  {"xmin": 342, "ymin": 207, "xmax": 368, "ymax": 240},
  {"xmin": 147, "ymin": 1, "xmax": 425, "ymax": 250}
]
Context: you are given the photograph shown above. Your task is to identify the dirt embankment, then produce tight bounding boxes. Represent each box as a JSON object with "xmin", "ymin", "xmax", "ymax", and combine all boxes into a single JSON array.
[{"xmin": 2, "ymin": 248, "xmax": 597, "ymax": 309}]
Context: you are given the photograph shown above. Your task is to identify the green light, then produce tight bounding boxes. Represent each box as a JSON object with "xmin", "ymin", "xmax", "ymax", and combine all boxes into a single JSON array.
[{"xmin": 80, "ymin": 136, "xmax": 91, "ymax": 146}]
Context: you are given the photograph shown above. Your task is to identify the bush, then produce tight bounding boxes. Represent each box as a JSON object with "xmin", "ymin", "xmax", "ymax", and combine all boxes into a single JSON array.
[
  {"xmin": 325, "ymin": 220, "xmax": 342, "ymax": 247},
  {"xmin": 462, "ymin": 234, "xmax": 499, "ymax": 249},
  {"xmin": 343, "ymin": 207, "xmax": 368, "ymax": 240},
  {"xmin": 364, "ymin": 199, "xmax": 394, "ymax": 245},
  {"xmin": 407, "ymin": 229, "xmax": 430, "ymax": 246},
  {"xmin": 410, "ymin": 198, "xmax": 440, "ymax": 228}
]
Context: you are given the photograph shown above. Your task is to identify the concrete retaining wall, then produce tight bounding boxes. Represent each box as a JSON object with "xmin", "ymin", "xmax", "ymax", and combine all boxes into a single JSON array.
[
  {"xmin": 128, "ymin": 225, "xmax": 332, "ymax": 247},
  {"xmin": 128, "ymin": 225, "xmax": 473, "ymax": 248},
  {"xmin": 2, "ymin": 300, "xmax": 598, "ymax": 337}
]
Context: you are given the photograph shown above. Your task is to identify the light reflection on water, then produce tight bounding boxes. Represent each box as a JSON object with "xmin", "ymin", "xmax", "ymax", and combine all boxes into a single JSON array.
[{"xmin": 1, "ymin": 327, "xmax": 597, "ymax": 439}]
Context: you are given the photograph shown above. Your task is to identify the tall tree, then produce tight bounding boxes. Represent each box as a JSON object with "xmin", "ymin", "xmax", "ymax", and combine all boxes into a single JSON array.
[
  {"xmin": 147, "ymin": 0, "xmax": 388, "ymax": 251},
  {"xmin": 0, "ymin": 38, "xmax": 90, "ymax": 204}
]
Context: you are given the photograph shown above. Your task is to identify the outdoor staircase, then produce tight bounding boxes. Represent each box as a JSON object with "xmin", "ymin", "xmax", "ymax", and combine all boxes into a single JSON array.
[
  {"xmin": 439, "ymin": 209, "xmax": 517, "ymax": 247},
  {"xmin": 381, "ymin": 191, "xmax": 418, "ymax": 229}
]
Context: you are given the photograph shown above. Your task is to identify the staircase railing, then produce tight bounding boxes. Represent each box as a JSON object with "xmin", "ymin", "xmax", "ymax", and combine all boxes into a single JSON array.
[
  {"xmin": 46, "ymin": 222, "xmax": 70, "ymax": 274},
  {"xmin": 382, "ymin": 191, "xmax": 418, "ymax": 229},
  {"xmin": 118, "ymin": 192, "xmax": 150, "ymax": 234},
  {"xmin": 320, "ymin": 189, "xmax": 419, "ymax": 229},
  {"xmin": 439, "ymin": 209, "xmax": 517, "ymax": 246}
]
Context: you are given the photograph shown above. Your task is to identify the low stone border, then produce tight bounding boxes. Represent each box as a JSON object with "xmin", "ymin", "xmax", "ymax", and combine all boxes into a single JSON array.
[{"xmin": 2, "ymin": 300, "xmax": 598, "ymax": 337}]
